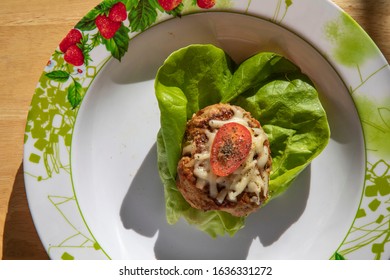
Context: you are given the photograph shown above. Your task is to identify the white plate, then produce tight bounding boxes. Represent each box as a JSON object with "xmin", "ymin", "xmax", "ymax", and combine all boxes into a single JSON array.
[{"xmin": 24, "ymin": 0, "xmax": 390, "ymax": 260}]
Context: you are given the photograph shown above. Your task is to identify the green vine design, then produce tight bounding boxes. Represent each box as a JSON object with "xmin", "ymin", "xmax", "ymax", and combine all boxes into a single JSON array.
[
  {"xmin": 47, "ymin": 195, "xmax": 105, "ymax": 260},
  {"xmin": 350, "ymin": 64, "xmax": 389, "ymax": 96},
  {"xmin": 245, "ymin": 0, "xmax": 294, "ymax": 22},
  {"xmin": 334, "ymin": 159, "xmax": 390, "ymax": 260},
  {"xmin": 272, "ymin": 0, "xmax": 293, "ymax": 24},
  {"xmin": 324, "ymin": 11, "xmax": 390, "ymax": 260},
  {"xmin": 357, "ymin": 97, "xmax": 390, "ymax": 157}
]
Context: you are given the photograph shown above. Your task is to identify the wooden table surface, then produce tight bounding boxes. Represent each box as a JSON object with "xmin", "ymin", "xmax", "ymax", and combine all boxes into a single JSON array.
[{"xmin": 0, "ymin": 0, "xmax": 389, "ymax": 260}]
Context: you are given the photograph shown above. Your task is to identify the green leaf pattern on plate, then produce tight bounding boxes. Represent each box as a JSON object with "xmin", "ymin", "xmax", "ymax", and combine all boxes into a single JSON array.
[
  {"xmin": 272, "ymin": 0, "xmax": 293, "ymax": 23},
  {"xmin": 325, "ymin": 11, "xmax": 390, "ymax": 260},
  {"xmin": 47, "ymin": 195, "xmax": 104, "ymax": 260},
  {"xmin": 335, "ymin": 159, "xmax": 390, "ymax": 260}
]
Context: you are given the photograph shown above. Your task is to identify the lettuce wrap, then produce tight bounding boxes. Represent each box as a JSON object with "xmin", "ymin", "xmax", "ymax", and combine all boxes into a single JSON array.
[{"xmin": 155, "ymin": 44, "xmax": 330, "ymax": 237}]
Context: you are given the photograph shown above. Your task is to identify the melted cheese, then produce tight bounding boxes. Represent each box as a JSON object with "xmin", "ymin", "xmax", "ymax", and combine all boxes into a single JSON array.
[{"xmin": 188, "ymin": 107, "xmax": 270, "ymax": 205}]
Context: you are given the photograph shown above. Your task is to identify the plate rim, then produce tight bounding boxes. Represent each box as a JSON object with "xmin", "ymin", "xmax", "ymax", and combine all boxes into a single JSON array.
[{"xmin": 23, "ymin": 0, "xmax": 390, "ymax": 260}]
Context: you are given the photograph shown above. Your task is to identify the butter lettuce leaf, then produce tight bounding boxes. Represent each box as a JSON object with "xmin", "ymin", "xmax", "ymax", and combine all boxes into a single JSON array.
[
  {"xmin": 155, "ymin": 44, "xmax": 330, "ymax": 237},
  {"xmin": 234, "ymin": 75, "xmax": 330, "ymax": 200}
]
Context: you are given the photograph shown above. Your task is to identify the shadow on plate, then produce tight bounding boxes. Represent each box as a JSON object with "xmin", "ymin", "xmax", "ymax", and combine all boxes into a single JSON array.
[{"xmin": 120, "ymin": 144, "xmax": 310, "ymax": 259}]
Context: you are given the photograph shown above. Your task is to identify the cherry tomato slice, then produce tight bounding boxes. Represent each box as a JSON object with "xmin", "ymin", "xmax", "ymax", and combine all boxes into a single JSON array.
[{"xmin": 210, "ymin": 122, "xmax": 252, "ymax": 177}]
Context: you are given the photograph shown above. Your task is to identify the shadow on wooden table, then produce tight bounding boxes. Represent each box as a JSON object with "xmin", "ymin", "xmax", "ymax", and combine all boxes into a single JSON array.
[
  {"xmin": 362, "ymin": 0, "xmax": 389, "ymax": 62},
  {"xmin": 2, "ymin": 163, "xmax": 49, "ymax": 260}
]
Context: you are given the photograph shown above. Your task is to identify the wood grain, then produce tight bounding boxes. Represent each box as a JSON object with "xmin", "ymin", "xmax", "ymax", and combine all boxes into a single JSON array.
[
  {"xmin": 0, "ymin": 0, "xmax": 101, "ymax": 260},
  {"xmin": 0, "ymin": 0, "xmax": 389, "ymax": 259}
]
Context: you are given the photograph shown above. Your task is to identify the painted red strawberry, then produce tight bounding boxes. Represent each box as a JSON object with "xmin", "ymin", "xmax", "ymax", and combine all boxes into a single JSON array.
[
  {"xmin": 108, "ymin": 2, "xmax": 127, "ymax": 22},
  {"xmin": 95, "ymin": 15, "xmax": 121, "ymax": 39},
  {"xmin": 64, "ymin": 45, "xmax": 84, "ymax": 66},
  {"xmin": 59, "ymin": 29, "xmax": 82, "ymax": 53},
  {"xmin": 158, "ymin": 0, "xmax": 182, "ymax": 11},
  {"xmin": 197, "ymin": 0, "xmax": 215, "ymax": 9}
]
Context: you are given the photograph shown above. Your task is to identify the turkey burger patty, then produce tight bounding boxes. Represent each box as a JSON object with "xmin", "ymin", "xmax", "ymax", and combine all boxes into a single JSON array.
[{"xmin": 177, "ymin": 103, "xmax": 272, "ymax": 217}]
